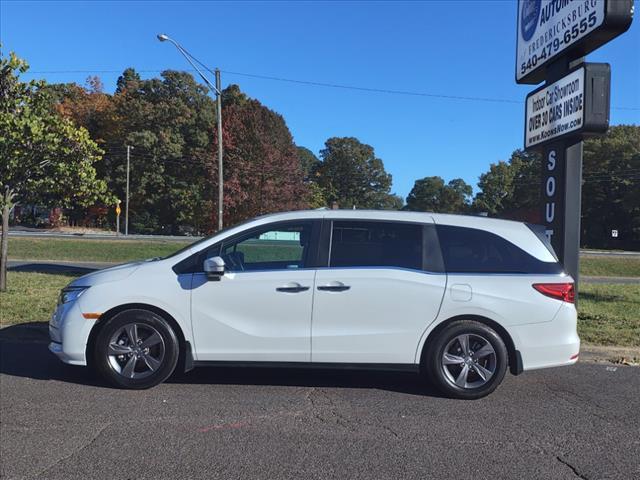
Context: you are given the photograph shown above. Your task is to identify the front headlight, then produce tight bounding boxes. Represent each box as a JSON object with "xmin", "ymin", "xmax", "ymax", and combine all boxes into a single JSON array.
[{"xmin": 58, "ymin": 286, "xmax": 89, "ymax": 305}]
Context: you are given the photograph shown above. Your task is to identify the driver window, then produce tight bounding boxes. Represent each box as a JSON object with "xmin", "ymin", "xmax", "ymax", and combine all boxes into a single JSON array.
[{"xmin": 221, "ymin": 223, "xmax": 312, "ymax": 272}]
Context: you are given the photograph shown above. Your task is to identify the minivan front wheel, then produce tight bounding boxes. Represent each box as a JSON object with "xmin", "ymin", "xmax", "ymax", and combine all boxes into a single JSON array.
[
  {"xmin": 94, "ymin": 309, "xmax": 179, "ymax": 389},
  {"xmin": 425, "ymin": 320, "xmax": 508, "ymax": 399}
]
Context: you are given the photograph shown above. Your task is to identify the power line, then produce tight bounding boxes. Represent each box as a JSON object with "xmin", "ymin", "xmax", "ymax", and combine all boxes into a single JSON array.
[{"xmin": 23, "ymin": 67, "xmax": 640, "ymax": 111}]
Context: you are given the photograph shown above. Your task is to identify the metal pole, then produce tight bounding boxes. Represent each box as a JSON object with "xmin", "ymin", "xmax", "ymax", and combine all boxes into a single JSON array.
[
  {"xmin": 564, "ymin": 140, "xmax": 583, "ymax": 303},
  {"xmin": 215, "ymin": 68, "xmax": 224, "ymax": 231},
  {"xmin": 156, "ymin": 34, "xmax": 224, "ymax": 230},
  {"xmin": 125, "ymin": 145, "xmax": 132, "ymax": 236}
]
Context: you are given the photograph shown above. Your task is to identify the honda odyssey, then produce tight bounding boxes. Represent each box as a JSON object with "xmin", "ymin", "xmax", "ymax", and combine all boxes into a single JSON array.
[{"xmin": 49, "ymin": 210, "xmax": 579, "ymax": 399}]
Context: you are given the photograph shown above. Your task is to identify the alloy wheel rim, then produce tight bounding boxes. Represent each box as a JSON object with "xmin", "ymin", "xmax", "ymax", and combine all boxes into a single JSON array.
[
  {"xmin": 441, "ymin": 333, "xmax": 497, "ymax": 389},
  {"xmin": 107, "ymin": 323, "xmax": 165, "ymax": 379}
]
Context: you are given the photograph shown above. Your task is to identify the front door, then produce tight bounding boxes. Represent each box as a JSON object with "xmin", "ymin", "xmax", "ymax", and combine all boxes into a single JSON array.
[{"xmin": 191, "ymin": 221, "xmax": 318, "ymax": 362}]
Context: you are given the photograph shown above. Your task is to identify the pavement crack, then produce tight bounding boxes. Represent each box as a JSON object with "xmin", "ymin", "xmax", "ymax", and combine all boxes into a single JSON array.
[
  {"xmin": 556, "ymin": 456, "xmax": 590, "ymax": 480},
  {"xmin": 303, "ymin": 387, "xmax": 357, "ymax": 432},
  {"xmin": 380, "ymin": 423, "xmax": 399, "ymax": 438},
  {"xmin": 31, "ymin": 422, "xmax": 112, "ymax": 479},
  {"xmin": 539, "ymin": 380, "xmax": 613, "ymax": 423}
]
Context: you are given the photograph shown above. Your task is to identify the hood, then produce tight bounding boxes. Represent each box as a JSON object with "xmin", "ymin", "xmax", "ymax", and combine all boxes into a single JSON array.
[{"xmin": 68, "ymin": 260, "xmax": 145, "ymax": 287}]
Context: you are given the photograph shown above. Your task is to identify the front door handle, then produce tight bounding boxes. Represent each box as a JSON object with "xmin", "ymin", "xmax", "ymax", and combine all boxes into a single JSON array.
[
  {"xmin": 276, "ymin": 282, "xmax": 310, "ymax": 293},
  {"xmin": 317, "ymin": 281, "xmax": 351, "ymax": 292}
]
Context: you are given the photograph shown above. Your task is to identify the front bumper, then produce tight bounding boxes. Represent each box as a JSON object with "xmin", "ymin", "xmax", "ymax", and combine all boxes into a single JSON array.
[{"xmin": 48, "ymin": 300, "xmax": 96, "ymax": 366}]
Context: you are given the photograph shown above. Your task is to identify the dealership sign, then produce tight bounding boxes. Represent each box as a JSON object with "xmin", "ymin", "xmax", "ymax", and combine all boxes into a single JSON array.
[
  {"xmin": 516, "ymin": 0, "xmax": 633, "ymax": 84},
  {"xmin": 524, "ymin": 63, "xmax": 610, "ymax": 148}
]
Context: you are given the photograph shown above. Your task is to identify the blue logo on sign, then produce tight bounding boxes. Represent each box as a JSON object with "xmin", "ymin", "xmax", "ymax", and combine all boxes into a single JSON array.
[{"xmin": 520, "ymin": 0, "xmax": 541, "ymax": 42}]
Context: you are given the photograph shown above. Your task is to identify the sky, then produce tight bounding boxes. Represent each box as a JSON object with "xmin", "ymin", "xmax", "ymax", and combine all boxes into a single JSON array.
[{"xmin": 1, "ymin": 0, "xmax": 639, "ymax": 198}]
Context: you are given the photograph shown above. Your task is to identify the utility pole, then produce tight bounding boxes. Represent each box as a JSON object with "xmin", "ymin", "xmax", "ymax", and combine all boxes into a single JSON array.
[
  {"xmin": 125, "ymin": 145, "xmax": 133, "ymax": 236},
  {"xmin": 215, "ymin": 69, "xmax": 224, "ymax": 230}
]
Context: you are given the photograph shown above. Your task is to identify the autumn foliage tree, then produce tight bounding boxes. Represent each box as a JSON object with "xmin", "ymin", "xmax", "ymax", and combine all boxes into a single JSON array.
[
  {"xmin": 52, "ymin": 72, "xmax": 311, "ymax": 234},
  {"xmin": 54, "ymin": 69, "xmax": 219, "ymax": 234},
  {"xmin": 215, "ymin": 85, "xmax": 308, "ymax": 227}
]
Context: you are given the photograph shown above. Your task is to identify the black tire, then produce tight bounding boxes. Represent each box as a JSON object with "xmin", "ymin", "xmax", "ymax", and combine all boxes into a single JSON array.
[
  {"xmin": 94, "ymin": 309, "xmax": 179, "ymax": 389},
  {"xmin": 424, "ymin": 320, "xmax": 508, "ymax": 400}
]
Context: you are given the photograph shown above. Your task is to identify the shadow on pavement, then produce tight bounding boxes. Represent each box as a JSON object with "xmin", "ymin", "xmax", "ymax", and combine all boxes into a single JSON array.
[
  {"xmin": 170, "ymin": 366, "xmax": 444, "ymax": 397},
  {"xmin": 0, "ymin": 324, "xmax": 101, "ymax": 386},
  {"xmin": 8, "ymin": 263, "xmax": 95, "ymax": 275},
  {"xmin": 0, "ymin": 323, "xmax": 443, "ymax": 397}
]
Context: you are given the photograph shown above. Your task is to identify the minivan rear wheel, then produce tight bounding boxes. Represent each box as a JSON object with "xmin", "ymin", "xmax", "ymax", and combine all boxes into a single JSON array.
[
  {"xmin": 94, "ymin": 309, "xmax": 179, "ymax": 389},
  {"xmin": 425, "ymin": 320, "xmax": 508, "ymax": 399}
]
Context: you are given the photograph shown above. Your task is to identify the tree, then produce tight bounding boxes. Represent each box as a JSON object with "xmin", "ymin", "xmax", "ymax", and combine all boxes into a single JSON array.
[
  {"xmin": 315, "ymin": 137, "xmax": 393, "ymax": 209},
  {"xmin": 581, "ymin": 125, "xmax": 640, "ymax": 249},
  {"xmin": 53, "ymin": 73, "xmax": 311, "ymax": 234},
  {"xmin": 296, "ymin": 146, "xmax": 320, "ymax": 182},
  {"xmin": 115, "ymin": 68, "xmax": 141, "ymax": 94},
  {"xmin": 473, "ymin": 161, "xmax": 515, "ymax": 215},
  {"xmin": 215, "ymin": 85, "xmax": 308, "ymax": 226},
  {"xmin": 472, "ymin": 149, "xmax": 539, "ymax": 217},
  {"xmin": 472, "ymin": 132, "xmax": 640, "ymax": 249},
  {"xmin": 296, "ymin": 147, "xmax": 326, "ymax": 208},
  {"xmin": 48, "ymin": 76, "xmax": 114, "ymax": 144},
  {"xmin": 94, "ymin": 68, "xmax": 217, "ymax": 234},
  {"xmin": 405, "ymin": 176, "xmax": 471, "ymax": 213},
  {"xmin": 0, "ymin": 51, "xmax": 111, "ymax": 290},
  {"xmin": 378, "ymin": 193, "xmax": 405, "ymax": 210}
]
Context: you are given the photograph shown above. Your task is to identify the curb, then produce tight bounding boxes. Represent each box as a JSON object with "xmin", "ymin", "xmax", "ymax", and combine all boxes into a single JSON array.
[{"xmin": 580, "ymin": 345, "xmax": 640, "ymax": 366}]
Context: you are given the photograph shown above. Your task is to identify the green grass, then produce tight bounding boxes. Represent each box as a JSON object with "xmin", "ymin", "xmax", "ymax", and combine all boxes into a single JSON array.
[
  {"xmin": 8, "ymin": 237, "xmax": 191, "ymax": 263},
  {"xmin": 578, "ymin": 283, "xmax": 640, "ymax": 347},
  {"xmin": 580, "ymin": 256, "xmax": 640, "ymax": 277},
  {"xmin": 0, "ymin": 272, "xmax": 80, "ymax": 327}
]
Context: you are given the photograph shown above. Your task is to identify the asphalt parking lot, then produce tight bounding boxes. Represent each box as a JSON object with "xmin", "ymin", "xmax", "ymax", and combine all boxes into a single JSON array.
[{"xmin": 1, "ymin": 335, "xmax": 639, "ymax": 480}]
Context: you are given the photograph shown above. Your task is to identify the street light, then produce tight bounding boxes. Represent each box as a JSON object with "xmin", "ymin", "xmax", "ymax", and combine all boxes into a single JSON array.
[{"xmin": 157, "ymin": 33, "xmax": 224, "ymax": 230}]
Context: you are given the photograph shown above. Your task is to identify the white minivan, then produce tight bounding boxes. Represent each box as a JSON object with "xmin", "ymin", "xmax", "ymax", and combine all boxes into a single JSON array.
[{"xmin": 49, "ymin": 210, "xmax": 579, "ymax": 399}]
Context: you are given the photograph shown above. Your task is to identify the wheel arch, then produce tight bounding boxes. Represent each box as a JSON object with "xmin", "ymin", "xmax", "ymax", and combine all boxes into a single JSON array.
[
  {"xmin": 86, "ymin": 303, "xmax": 192, "ymax": 372},
  {"xmin": 418, "ymin": 315, "xmax": 522, "ymax": 376}
]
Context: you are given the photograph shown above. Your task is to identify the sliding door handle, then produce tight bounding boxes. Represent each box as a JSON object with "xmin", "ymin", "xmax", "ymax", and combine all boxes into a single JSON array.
[
  {"xmin": 276, "ymin": 283, "xmax": 310, "ymax": 293},
  {"xmin": 317, "ymin": 282, "xmax": 350, "ymax": 292}
]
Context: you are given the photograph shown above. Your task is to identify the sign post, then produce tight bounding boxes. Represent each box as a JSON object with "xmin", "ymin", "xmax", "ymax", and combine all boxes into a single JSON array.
[
  {"xmin": 116, "ymin": 200, "xmax": 121, "ymax": 237},
  {"xmin": 516, "ymin": 0, "xmax": 633, "ymax": 299}
]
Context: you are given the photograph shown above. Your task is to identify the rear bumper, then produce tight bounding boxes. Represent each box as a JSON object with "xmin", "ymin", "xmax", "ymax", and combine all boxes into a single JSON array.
[{"xmin": 507, "ymin": 302, "xmax": 580, "ymax": 372}]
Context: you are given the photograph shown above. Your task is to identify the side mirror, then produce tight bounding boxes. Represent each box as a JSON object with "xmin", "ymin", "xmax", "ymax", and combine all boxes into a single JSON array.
[{"xmin": 203, "ymin": 256, "xmax": 225, "ymax": 280}]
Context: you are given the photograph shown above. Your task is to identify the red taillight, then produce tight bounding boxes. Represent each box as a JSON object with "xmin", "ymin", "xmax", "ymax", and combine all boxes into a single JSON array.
[{"xmin": 532, "ymin": 283, "xmax": 575, "ymax": 303}]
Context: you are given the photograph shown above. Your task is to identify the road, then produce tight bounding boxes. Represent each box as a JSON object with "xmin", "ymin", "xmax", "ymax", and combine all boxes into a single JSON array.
[
  {"xmin": 6, "ymin": 229, "xmax": 194, "ymax": 242},
  {"xmin": 1, "ymin": 328, "xmax": 639, "ymax": 480}
]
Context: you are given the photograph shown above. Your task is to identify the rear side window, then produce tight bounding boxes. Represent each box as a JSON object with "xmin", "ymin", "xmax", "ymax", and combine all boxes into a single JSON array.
[
  {"xmin": 436, "ymin": 225, "xmax": 562, "ymax": 274},
  {"xmin": 329, "ymin": 221, "xmax": 422, "ymax": 270},
  {"xmin": 526, "ymin": 223, "xmax": 559, "ymax": 261}
]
